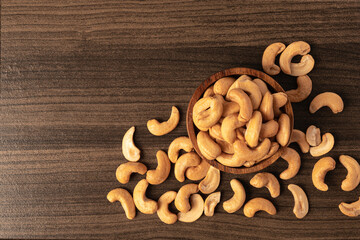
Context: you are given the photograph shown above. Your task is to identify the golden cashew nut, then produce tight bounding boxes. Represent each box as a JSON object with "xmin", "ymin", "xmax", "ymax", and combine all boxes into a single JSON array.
[
  {"xmin": 276, "ymin": 113, "xmax": 291, "ymax": 147},
  {"xmin": 168, "ymin": 136, "xmax": 193, "ymax": 163},
  {"xmin": 177, "ymin": 194, "xmax": 204, "ymax": 222},
  {"xmin": 197, "ymin": 131, "xmax": 222, "ymax": 160},
  {"xmin": 279, "ymin": 41, "xmax": 312, "ymax": 75},
  {"xmin": 285, "ymin": 75, "xmax": 312, "ymax": 102},
  {"xmin": 146, "ymin": 150, "xmax": 171, "ymax": 185},
  {"xmin": 260, "ymin": 120, "xmax": 279, "ymax": 139},
  {"xmin": 186, "ymin": 158, "xmax": 210, "ymax": 181},
  {"xmin": 222, "ymin": 101, "xmax": 240, "ymax": 117},
  {"xmin": 216, "ymin": 139, "xmax": 234, "ymax": 154},
  {"xmin": 175, "ymin": 183, "xmax": 199, "ymax": 213},
  {"xmin": 226, "ymin": 89, "xmax": 253, "ymax": 122},
  {"xmin": 244, "ymin": 142, "xmax": 279, "ymax": 167},
  {"xmin": 253, "ymin": 78, "xmax": 269, "ymax": 97},
  {"xmin": 236, "ymin": 128, "xmax": 246, "ymax": 142},
  {"xmin": 204, "ymin": 192, "xmax": 221, "ymax": 217},
  {"xmin": 199, "ymin": 166, "xmax": 221, "ymax": 194},
  {"xmin": 157, "ymin": 191, "xmax": 177, "ymax": 224},
  {"xmin": 116, "ymin": 162, "xmax": 147, "ymax": 184},
  {"xmin": 223, "ymin": 179, "xmax": 246, "ymax": 213},
  {"xmin": 306, "ymin": 125, "xmax": 321, "ymax": 147},
  {"xmin": 250, "ymin": 172, "xmax": 280, "ymax": 198},
  {"xmin": 245, "ymin": 111, "xmax": 263, "ymax": 148},
  {"xmin": 203, "ymin": 85, "xmax": 214, "ymax": 97},
  {"xmin": 221, "ymin": 113, "xmax": 246, "ymax": 144},
  {"xmin": 214, "ymin": 77, "xmax": 236, "ymax": 96},
  {"xmin": 262, "ymin": 42, "xmax": 286, "ymax": 75},
  {"xmin": 289, "ymin": 129, "xmax": 310, "ymax": 153},
  {"xmin": 122, "ymin": 126, "xmax": 141, "ymax": 162},
  {"xmin": 174, "ymin": 152, "xmax": 201, "ymax": 182},
  {"xmin": 193, "ymin": 96, "xmax": 223, "ymax": 130},
  {"xmin": 243, "ymin": 198, "xmax": 276, "ymax": 218},
  {"xmin": 288, "ymin": 184, "xmax": 309, "ymax": 219},
  {"xmin": 309, "ymin": 92, "xmax": 344, "ymax": 114},
  {"xmin": 147, "ymin": 106, "xmax": 180, "ymax": 136},
  {"xmin": 290, "ymin": 54, "xmax": 315, "ymax": 76},
  {"xmin": 227, "ymin": 79, "xmax": 262, "ymax": 109},
  {"xmin": 339, "ymin": 197, "xmax": 360, "ymax": 217},
  {"xmin": 273, "ymin": 92, "xmax": 288, "ymax": 117},
  {"xmin": 107, "ymin": 188, "xmax": 136, "ymax": 220},
  {"xmin": 133, "ymin": 179, "xmax": 158, "ymax": 214},
  {"xmin": 309, "ymin": 133, "xmax": 335, "ymax": 157},
  {"xmin": 312, "ymin": 157, "xmax": 336, "ymax": 191},
  {"xmin": 259, "ymin": 91, "xmax": 274, "ymax": 121},
  {"xmin": 280, "ymin": 147, "xmax": 301, "ymax": 180},
  {"xmin": 339, "ymin": 155, "xmax": 360, "ymax": 192},
  {"xmin": 209, "ymin": 123, "xmax": 224, "ymax": 140}
]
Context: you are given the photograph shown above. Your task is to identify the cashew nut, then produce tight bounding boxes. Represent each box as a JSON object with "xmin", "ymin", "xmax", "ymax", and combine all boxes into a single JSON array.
[
  {"xmin": 227, "ymin": 89, "xmax": 253, "ymax": 122},
  {"xmin": 285, "ymin": 75, "xmax": 312, "ymax": 102},
  {"xmin": 199, "ymin": 166, "xmax": 221, "ymax": 194},
  {"xmin": 186, "ymin": 157, "xmax": 210, "ymax": 181},
  {"xmin": 209, "ymin": 123, "xmax": 223, "ymax": 140},
  {"xmin": 197, "ymin": 131, "xmax": 222, "ymax": 160},
  {"xmin": 146, "ymin": 150, "xmax": 171, "ymax": 185},
  {"xmin": 273, "ymin": 92, "xmax": 288, "ymax": 117},
  {"xmin": 289, "ymin": 129, "xmax": 310, "ymax": 153},
  {"xmin": 222, "ymin": 101, "xmax": 240, "ymax": 117},
  {"xmin": 174, "ymin": 152, "xmax": 201, "ymax": 182},
  {"xmin": 178, "ymin": 194, "xmax": 204, "ymax": 222},
  {"xmin": 116, "ymin": 162, "xmax": 147, "ymax": 184},
  {"xmin": 262, "ymin": 42, "xmax": 286, "ymax": 75},
  {"xmin": 288, "ymin": 184, "xmax": 309, "ymax": 219},
  {"xmin": 227, "ymin": 79, "xmax": 262, "ymax": 109},
  {"xmin": 279, "ymin": 41, "xmax": 311, "ymax": 75},
  {"xmin": 133, "ymin": 179, "xmax": 158, "ymax": 214},
  {"xmin": 193, "ymin": 96, "xmax": 223, "ymax": 130},
  {"xmin": 309, "ymin": 92, "xmax": 344, "ymax": 114},
  {"xmin": 107, "ymin": 188, "xmax": 136, "ymax": 220},
  {"xmin": 122, "ymin": 126, "xmax": 141, "ymax": 162},
  {"xmin": 250, "ymin": 172, "xmax": 280, "ymax": 198},
  {"xmin": 306, "ymin": 125, "xmax": 321, "ymax": 147},
  {"xmin": 221, "ymin": 113, "xmax": 246, "ymax": 144},
  {"xmin": 339, "ymin": 197, "xmax": 360, "ymax": 217},
  {"xmin": 244, "ymin": 142, "xmax": 279, "ymax": 167},
  {"xmin": 280, "ymin": 147, "xmax": 301, "ymax": 180},
  {"xmin": 204, "ymin": 192, "xmax": 221, "ymax": 217},
  {"xmin": 339, "ymin": 155, "xmax": 360, "ymax": 192},
  {"xmin": 214, "ymin": 77, "xmax": 236, "ymax": 96},
  {"xmin": 147, "ymin": 106, "xmax": 180, "ymax": 136},
  {"xmin": 175, "ymin": 183, "xmax": 199, "ymax": 213},
  {"xmin": 276, "ymin": 113, "xmax": 291, "ymax": 147},
  {"xmin": 259, "ymin": 91, "xmax": 274, "ymax": 121},
  {"xmin": 253, "ymin": 78, "xmax": 269, "ymax": 97},
  {"xmin": 245, "ymin": 111, "xmax": 262, "ymax": 148},
  {"xmin": 312, "ymin": 157, "xmax": 336, "ymax": 191},
  {"xmin": 236, "ymin": 128, "xmax": 246, "ymax": 142},
  {"xmin": 157, "ymin": 191, "xmax": 177, "ymax": 224},
  {"xmin": 216, "ymin": 139, "xmax": 234, "ymax": 154},
  {"xmin": 309, "ymin": 133, "xmax": 334, "ymax": 157},
  {"xmin": 203, "ymin": 85, "xmax": 214, "ymax": 97},
  {"xmin": 168, "ymin": 136, "xmax": 194, "ymax": 163},
  {"xmin": 260, "ymin": 120, "xmax": 279, "ymax": 139},
  {"xmin": 243, "ymin": 198, "xmax": 276, "ymax": 217},
  {"xmin": 223, "ymin": 179, "xmax": 246, "ymax": 213},
  {"xmin": 289, "ymin": 54, "xmax": 315, "ymax": 76}
]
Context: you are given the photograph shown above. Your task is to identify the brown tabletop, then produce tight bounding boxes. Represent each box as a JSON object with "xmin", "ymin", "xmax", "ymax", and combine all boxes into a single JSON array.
[{"xmin": 1, "ymin": 1, "xmax": 359, "ymax": 239}]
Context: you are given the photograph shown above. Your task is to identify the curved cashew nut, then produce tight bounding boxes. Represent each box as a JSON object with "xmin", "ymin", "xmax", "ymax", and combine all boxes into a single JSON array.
[
  {"xmin": 279, "ymin": 41, "xmax": 311, "ymax": 75},
  {"xmin": 289, "ymin": 129, "xmax": 310, "ymax": 153},
  {"xmin": 289, "ymin": 54, "xmax": 315, "ymax": 76},
  {"xmin": 146, "ymin": 150, "xmax": 171, "ymax": 185},
  {"xmin": 243, "ymin": 198, "xmax": 276, "ymax": 217},
  {"xmin": 309, "ymin": 92, "xmax": 344, "ymax": 114},
  {"xmin": 227, "ymin": 79, "xmax": 262, "ymax": 109},
  {"xmin": 107, "ymin": 188, "xmax": 136, "ymax": 220},
  {"xmin": 250, "ymin": 172, "xmax": 280, "ymax": 198},
  {"xmin": 253, "ymin": 78, "xmax": 269, "ymax": 97},
  {"xmin": 175, "ymin": 183, "xmax": 199, "ymax": 213},
  {"xmin": 280, "ymin": 147, "xmax": 301, "ymax": 180},
  {"xmin": 193, "ymin": 96, "xmax": 223, "ymax": 130},
  {"xmin": 245, "ymin": 111, "xmax": 262, "ymax": 148},
  {"xmin": 133, "ymin": 179, "xmax": 158, "ymax": 214},
  {"xmin": 262, "ymin": 42, "xmax": 286, "ymax": 75},
  {"xmin": 260, "ymin": 120, "xmax": 279, "ymax": 139},
  {"xmin": 199, "ymin": 166, "xmax": 221, "ymax": 194},
  {"xmin": 209, "ymin": 123, "xmax": 224, "ymax": 140},
  {"xmin": 276, "ymin": 113, "xmax": 291, "ymax": 147},
  {"xmin": 339, "ymin": 197, "xmax": 360, "ymax": 217},
  {"xmin": 177, "ymin": 194, "xmax": 204, "ymax": 222},
  {"xmin": 339, "ymin": 155, "xmax": 360, "ymax": 191},
  {"xmin": 186, "ymin": 158, "xmax": 210, "ymax": 181},
  {"xmin": 306, "ymin": 125, "xmax": 321, "ymax": 147},
  {"xmin": 236, "ymin": 128, "xmax": 246, "ymax": 142},
  {"xmin": 244, "ymin": 142, "xmax": 279, "ymax": 167},
  {"xmin": 223, "ymin": 179, "xmax": 246, "ymax": 213},
  {"xmin": 157, "ymin": 191, "xmax": 177, "ymax": 224},
  {"xmin": 309, "ymin": 133, "xmax": 335, "ymax": 157},
  {"xmin": 147, "ymin": 106, "xmax": 180, "ymax": 136},
  {"xmin": 175, "ymin": 152, "xmax": 201, "ymax": 182},
  {"xmin": 259, "ymin": 91, "xmax": 274, "ymax": 121},
  {"xmin": 203, "ymin": 85, "xmax": 214, "ymax": 97},
  {"xmin": 312, "ymin": 157, "xmax": 336, "ymax": 191},
  {"xmin": 122, "ymin": 126, "xmax": 141, "ymax": 162},
  {"xmin": 116, "ymin": 162, "xmax": 147, "ymax": 184},
  {"xmin": 204, "ymin": 192, "xmax": 221, "ymax": 217},
  {"xmin": 285, "ymin": 75, "xmax": 312, "ymax": 102},
  {"xmin": 221, "ymin": 113, "xmax": 246, "ymax": 144},
  {"xmin": 214, "ymin": 77, "xmax": 236, "ymax": 96},
  {"xmin": 197, "ymin": 131, "xmax": 222, "ymax": 160},
  {"xmin": 227, "ymin": 89, "xmax": 253, "ymax": 122},
  {"xmin": 288, "ymin": 184, "xmax": 309, "ymax": 219},
  {"xmin": 273, "ymin": 92, "xmax": 288, "ymax": 117},
  {"xmin": 216, "ymin": 139, "xmax": 234, "ymax": 154},
  {"xmin": 168, "ymin": 136, "xmax": 193, "ymax": 163},
  {"xmin": 222, "ymin": 101, "xmax": 240, "ymax": 117}
]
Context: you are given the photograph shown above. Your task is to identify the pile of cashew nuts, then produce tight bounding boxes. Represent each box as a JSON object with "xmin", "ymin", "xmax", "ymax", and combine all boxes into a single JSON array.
[{"xmin": 107, "ymin": 41, "xmax": 359, "ymax": 223}]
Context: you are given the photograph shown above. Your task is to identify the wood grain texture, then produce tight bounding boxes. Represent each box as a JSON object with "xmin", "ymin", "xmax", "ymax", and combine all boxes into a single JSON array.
[{"xmin": 1, "ymin": 0, "xmax": 360, "ymax": 239}]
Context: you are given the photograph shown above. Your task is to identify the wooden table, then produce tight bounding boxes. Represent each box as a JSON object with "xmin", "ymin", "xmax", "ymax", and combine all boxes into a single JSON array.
[{"xmin": 1, "ymin": 1, "xmax": 359, "ymax": 239}]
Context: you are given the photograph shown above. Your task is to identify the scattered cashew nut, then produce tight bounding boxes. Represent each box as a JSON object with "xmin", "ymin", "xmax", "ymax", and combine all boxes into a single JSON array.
[
  {"xmin": 168, "ymin": 136, "xmax": 193, "ymax": 163},
  {"xmin": 250, "ymin": 172, "xmax": 280, "ymax": 198},
  {"xmin": 147, "ymin": 106, "xmax": 180, "ymax": 136},
  {"xmin": 157, "ymin": 191, "xmax": 177, "ymax": 224},
  {"xmin": 146, "ymin": 150, "xmax": 171, "ymax": 185},
  {"xmin": 339, "ymin": 197, "xmax": 360, "ymax": 217},
  {"xmin": 174, "ymin": 152, "xmax": 201, "ymax": 182},
  {"xmin": 262, "ymin": 42, "xmax": 286, "ymax": 75},
  {"xmin": 312, "ymin": 157, "xmax": 336, "ymax": 191},
  {"xmin": 309, "ymin": 133, "xmax": 334, "ymax": 157},
  {"xmin": 288, "ymin": 184, "xmax": 309, "ymax": 219},
  {"xmin": 116, "ymin": 162, "xmax": 147, "ymax": 184},
  {"xmin": 186, "ymin": 157, "xmax": 210, "ymax": 181},
  {"xmin": 214, "ymin": 77, "xmax": 236, "ymax": 96},
  {"xmin": 289, "ymin": 129, "xmax": 310, "ymax": 153},
  {"xmin": 339, "ymin": 155, "xmax": 360, "ymax": 192},
  {"xmin": 243, "ymin": 198, "xmax": 276, "ymax": 217},
  {"xmin": 107, "ymin": 188, "xmax": 136, "ymax": 220},
  {"xmin": 280, "ymin": 147, "xmax": 301, "ymax": 180},
  {"xmin": 122, "ymin": 126, "xmax": 141, "ymax": 162},
  {"xmin": 199, "ymin": 166, "xmax": 221, "ymax": 194},
  {"xmin": 175, "ymin": 183, "xmax": 199, "ymax": 213},
  {"xmin": 306, "ymin": 125, "xmax": 321, "ymax": 147},
  {"xmin": 309, "ymin": 92, "xmax": 344, "ymax": 114},
  {"xmin": 197, "ymin": 131, "xmax": 222, "ymax": 160},
  {"xmin": 204, "ymin": 192, "xmax": 221, "ymax": 217},
  {"xmin": 178, "ymin": 194, "xmax": 204, "ymax": 222},
  {"xmin": 285, "ymin": 75, "xmax": 312, "ymax": 102},
  {"xmin": 133, "ymin": 179, "xmax": 158, "ymax": 214},
  {"xmin": 276, "ymin": 113, "xmax": 291, "ymax": 147},
  {"xmin": 279, "ymin": 41, "xmax": 312, "ymax": 76},
  {"xmin": 223, "ymin": 179, "xmax": 246, "ymax": 213}
]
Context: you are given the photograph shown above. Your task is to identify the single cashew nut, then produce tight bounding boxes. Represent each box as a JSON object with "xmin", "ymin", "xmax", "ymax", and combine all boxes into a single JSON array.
[
  {"xmin": 244, "ymin": 142, "xmax": 280, "ymax": 167},
  {"xmin": 289, "ymin": 129, "xmax": 310, "ymax": 153},
  {"xmin": 276, "ymin": 113, "xmax": 291, "ymax": 147},
  {"xmin": 250, "ymin": 172, "xmax": 280, "ymax": 198},
  {"xmin": 236, "ymin": 128, "xmax": 246, "ymax": 142},
  {"xmin": 197, "ymin": 131, "xmax": 222, "ymax": 160},
  {"xmin": 227, "ymin": 89, "xmax": 253, "ymax": 122},
  {"xmin": 243, "ymin": 198, "xmax": 276, "ymax": 217},
  {"xmin": 133, "ymin": 179, "xmax": 158, "ymax": 214},
  {"xmin": 168, "ymin": 136, "xmax": 193, "ymax": 163},
  {"xmin": 309, "ymin": 133, "xmax": 335, "ymax": 157},
  {"xmin": 285, "ymin": 75, "xmax": 312, "ymax": 102},
  {"xmin": 288, "ymin": 184, "xmax": 309, "ymax": 219},
  {"xmin": 203, "ymin": 85, "xmax": 214, "ymax": 97},
  {"xmin": 175, "ymin": 183, "xmax": 199, "ymax": 213},
  {"xmin": 214, "ymin": 77, "xmax": 236, "ymax": 96},
  {"xmin": 199, "ymin": 166, "xmax": 221, "ymax": 194},
  {"xmin": 273, "ymin": 92, "xmax": 288, "ymax": 117},
  {"xmin": 222, "ymin": 101, "xmax": 240, "ymax": 117},
  {"xmin": 262, "ymin": 42, "xmax": 286, "ymax": 75},
  {"xmin": 306, "ymin": 125, "xmax": 321, "ymax": 147},
  {"xmin": 186, "ymin": 158, "xmax": 210, "ymax": 181},
  {"xmin": 107, "ymin": 188, "xmax": 136, "ymax": 220},
  {"xmin": 177, "ymin": 194, "xmax": 204, "ymax": 222},
  {"xmin": 289, "ymin": 54, "xmax": 315, "ymax": 76},
  {"xmin": 175, "ymin": 152, "xmax": 201, "ymax": 182},
  {"xmin": 157, "ymin": 191, "xmax": 177, "ymax": 224},
  {"xmin": 209, "ymin": 123, "xmax": 224, "ymax": 140},
  {"xmin": 147, "ymin": 106, "xmax": 180, "ymax": 136},
  {"xmin": 280, "ymin": 147, "xmax": 301, "ymax": 180},
  {"xmin": 146, "ymin": 150, "xmax": 171, "ymax": 185},
  {"xmin": 221, "ymin": 113, "xmax": 246, "ymax": 144},
  {"xmin": 193, "ymin": 96, "xmax": 223, "ymax": 130},
  {"xmin": 260, "ymin": 120, "xmax": 279, "ymax": 139},
  {"xmin": 223, "ymin": 179, "xmax": 246, "ymax": 213},
  {"xmin": 339, "ymin": 197, "xmax": 360, "ymax": 217},
  {"xmin": 279, "ymin": 41, "xmax": 311, "ymax": 75},
  {"xmin": 312, "ymin": 157, "xmax": 336, "ymax": 191},
  {"xmin": 259, "ymin": 91, "xmax": 274, "ymax": 121},
  {"xmin": 227, "ymin": 79, "xmax": 262, "ymax": 109},
  {"xmin": 339, "ymin": 155, "xmax": 360, "ymax": 191},
  {"xmin": 253, "ymin": 78, "xmax": 269, "ymax": 97},
  {"xmin": 245, "ymin": 111, "xmax": 262, "ymax": 148},
  {"xmin": 122, "ymin": 126, "xmax": 141, "ymax": 162},
  {"xmin": 204, "ymin": 192, "xmax": 221, "ymax": 217},
  {"xmin": 309, "ymin": 92, "xmax": 344, "ymax": 114},
  {"xmin": 116, "ymin": 162, "xmax": 147, "ymax": 184},
  {"xmin": 216, "ymin": 139, "xmax": 234, "ymax": 154}
]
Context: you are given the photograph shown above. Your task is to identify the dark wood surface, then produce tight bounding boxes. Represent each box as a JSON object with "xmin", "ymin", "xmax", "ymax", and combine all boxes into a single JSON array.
[{"xmin": 1, "ymin": 1, "xmax": 359, "ymax": 239}]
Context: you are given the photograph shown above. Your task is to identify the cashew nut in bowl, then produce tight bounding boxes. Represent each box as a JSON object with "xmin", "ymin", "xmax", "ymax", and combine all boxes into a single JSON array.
[
  {"xmin": 204, "ymin": 192, "xmax": 221, "ymax": 217},
  {"xmin": 226, "ymin": 89, "xmax": 253, "ymax": 122},
  {"xmin": 147, "ymin": 106, "xmax": 180, "ymax": 136},
  {"xmin": 309, "ymin": 133, "xmax": 334, "ymax": 157},
  {"xmin": 279, "ymin": 41, "xmax": 311, "ymax": 75},
  {"xmin": 168, "ymin": 136, "xmax": 193, "ymax": 163},
  {"xmin": 157, "ymin": 191, "xmax": 177, "ymax": 224},
  {"xmin": 244, "ymin": 142, "xmax": 279, "ymax": 167},
  {"xmin": 178, "ymin": 194, "xmax": 204, "ymax": 222},
  {"xmin": 339, "ymin": 155, "xmax": 360, "ymax": 192},
  {"xmin": 253, "ymin": 78, "xmax": 269, "ymax": 97},
  {"xmin": 221, "ymin": 113, "xmax": 246, "ymax": 144},
  {"xmin": 175, "ymin": 152, "xmax": 201, "ymax": 182},
  {"xmin": 186, "ymin": 157, "xmax": 210, "ymax": 181},
  {"xmin": 107, "ymin": 188, "xmax": 136, "ymax": 220},
  {"xmin": 193, "ymin": 96, "xmax": 223, "ymax": 130},
  {"xmin": 260, "ymin": 120, "xmax": 279, "ymax": 139},
  {"xmin": 236, "ymin": 128, "xmax": 246, "ymax": 142},
  {"xmin": 243, "ymin": 198, "xmax": 276, "ymax": 218},
  {"xmin": 339, "ymin": 197, "xmax": 360, "ymax": 217},
  {"xmin": 280, "ymin": 147, "xmax": 301, "ymax": 180},
  {"xmin": 222, "ymin": 101, "xmax": 240, "ymax": 117},
  {"xmin": 216, "ymin": 139, "xmax": 234, "ymax": 154},
  {"xmin": 250, "ymin": 172, "xmax": 280, "ymax": 198},
  {"xmin": 214, "ymin": 77, "xmax": 235, "ymax": 96},
  {"xmin": 116, "ymin": 162, "xmax": 147, "ymax": 184},
  {"xmin": 312, "ymin": 157, "xmax": 336, "ymax": 191},
  {"xmin": 289, "ymin": 129, "xmax": 310, "ymax": 153},
  {"xmin": 199, "ymin": 166, "xmax": 221, "ymax": 194},
  {"xmin": 209, "ymin": 123, "xmax": 224, "ymax": 140},
  {"xmin": 227, "ymin": 79, "xmax": 262, "ymax": 109},
  {"xmin": 276, "ymin": 113, "xmax": 291, "ymax": 147},
  {"xmin": 245, "ymin": 111, "xmax": 262, "ymax": 148},
  {"xmin": 133, "ymin": 179, "xmax": 158, "ymax": 214},
  {"xmin": 223, "ymin": 179, "xmax": 246, "ymax": 213},
  {"xmin": 285, "ymin": 75, "xmax": 312, "ymax": 102},
  {"xmin": 146, "ymin": 150, "xmax": 171, "ymax": 185},
  {"xmin": 175, "ymin": 183, "xmax": 199, "ymax": 213},
  {"xmin": 288, "ymin": 184, "xmax": 309, "ymax": 219},
  {"xmin": 306, "ymin": 125, "xmax": 321, "ymax": 147},
  {"xmin": 203, "ymin": 85, "xmax": 214, "ymax": 97},
  {"xmin": 309, "ymin": 92, "xmax": 344, "ymax": 114},
  {"xmin": 197, "ymin": 131, "xmax": 222, "ymax": 160},
  {"xmin": 273, "ymin": 92, "xmax": 288, "ymax": 117},
  {"xmin": 122, "ymin": 126, "xmax": 141, "ymax": 162},
  {"xmin": 259, "ymin": 91, "xmax": 274, "ymax": 121},
  {"xmin": 262, "ymin": 42, "xmax": 286, "ymax": 75}
]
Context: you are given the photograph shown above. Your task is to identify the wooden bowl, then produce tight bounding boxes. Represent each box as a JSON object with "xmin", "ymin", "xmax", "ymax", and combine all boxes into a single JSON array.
[{"xmin": 186, "ymin": 67, "xmax": 294, "ymax": 174}]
